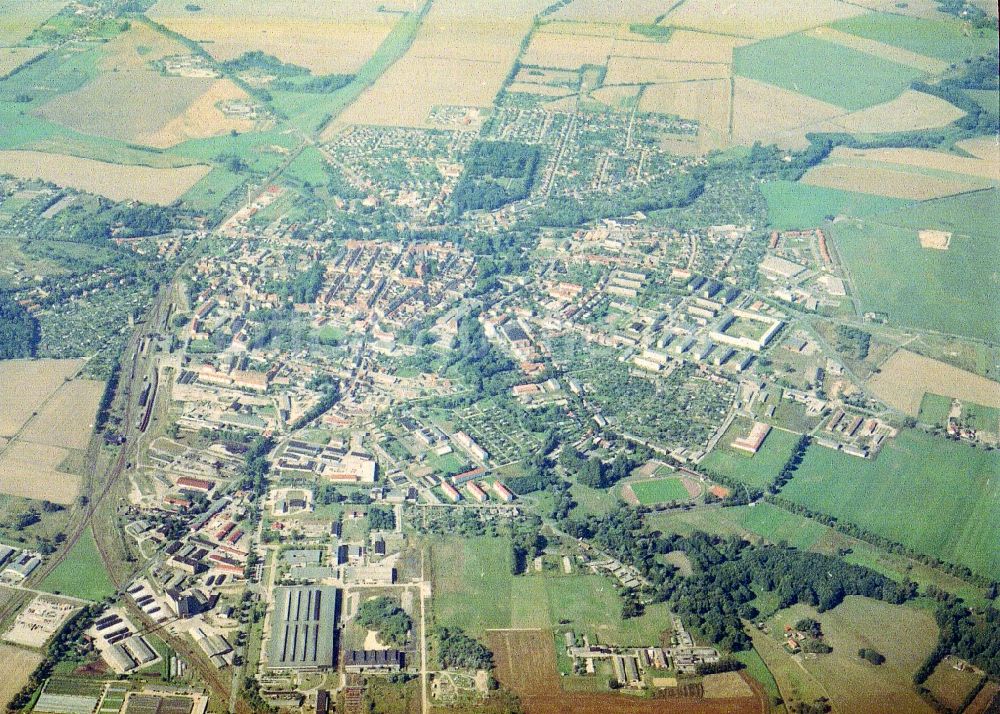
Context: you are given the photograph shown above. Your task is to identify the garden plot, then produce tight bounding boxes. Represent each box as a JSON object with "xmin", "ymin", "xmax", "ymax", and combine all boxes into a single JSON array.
[{"xmin": 454, "ymin": 404, "xmax": 539, "ymax": 467}]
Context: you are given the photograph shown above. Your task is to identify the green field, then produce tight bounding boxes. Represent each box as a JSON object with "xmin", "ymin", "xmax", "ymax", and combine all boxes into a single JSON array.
[
  {"xmin": 734, "ymin": 33, "xmax": 924, "ymax": 110},
  {"xmin": 701, "ymin": 423, "xmax": 801, "ymax": 490},
  {"xmin": 963, "ymin": 402, "xmax": 1000, "ymax": 434},
  {"xmin": 430, "ymin": 536, "xmax": 670, "ymax": 645},
  {"xmin": 40, "ymin": 526, "xmax": 117, "ymax": 601},
  {"xmin": 761, "ymin": 597, "xmax": 938, "ymax": 714},
  {"xmin": 734, "ymin": 647, "xmax": 781, "ymax": 706},
  {"xmin": 780, "ymin": 430, "xmax": 1000, "ymax": 578},
  {"xmin": 918, "ymin": 393, "xmax": 953, "ymax": 426},
  {"xmin": 761, "ymin": 180, "xmax": 912, "ymax": 230},
  {"xmin": 629, "ymin": 477, "xmax": 691, "ymax": 504},
  {"xmin": 740, "ymin": 502, "xmax": 828, "ymax": 551},
  {"xmin": 830, "ymin": 191, "xmax": 1000, "ymax": 340},
  {"xmin": 829, "ymin": 13, "xmax": 998, "ymax": 63}
]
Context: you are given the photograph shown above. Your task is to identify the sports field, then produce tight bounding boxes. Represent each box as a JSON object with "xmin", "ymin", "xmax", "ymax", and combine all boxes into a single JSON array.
[
  {"xmin": 628, "ymin": 477, "xmax": 693, "ymax": 504},
  {"xmin": 762, "ymin": 181, "xmax": 912, "ymax": 230},
  {"xmin": 40, "ymin": 526, "xmax": 116, "ymax": 601},
  {"xmin": 779, "ymin": 430, "xmax": 1000, "ymax": 578},
  {"xmin": 701, "ymin": 422, "xmax": 801, "ymax": 490},
  {"xmin": 734, "ymin": 33, "xmax": 923, "ymax": 111}
]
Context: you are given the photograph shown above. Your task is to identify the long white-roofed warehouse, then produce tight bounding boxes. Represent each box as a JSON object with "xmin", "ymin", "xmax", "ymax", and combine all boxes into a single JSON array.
[{"xmin": 266, "ymin": 586, "xmax": 340, "ymax": 670}]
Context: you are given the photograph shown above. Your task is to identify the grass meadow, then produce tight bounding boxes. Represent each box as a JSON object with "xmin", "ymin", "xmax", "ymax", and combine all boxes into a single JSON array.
[
  {"xmin": 829, "ymin": 13, "xmax": 997, "ymax": 63},
  {"xmin": 761, "ymin": 180, "xmax": 912, "ymax": 230},
  {"xmin": 429, "ymin": 536, "xmax": 670, "ymax": 645},
  {"xmin": 830, "ymin": 190, "xmax": 1000, "ymax": 341},
  {"xmin": 40, "ymin": 526, "xmax": 117, "ymax": 601},
  {"xmin": 701, "ymin": 422, "xmax": 802, "ymax": 490},
  {"xmin": 779, "ymin": 430, "xmax": 1000, "ymax": 579},
  {"xmin": 734, "ymin": 33, "xmax": 923, "ymax": 110}
]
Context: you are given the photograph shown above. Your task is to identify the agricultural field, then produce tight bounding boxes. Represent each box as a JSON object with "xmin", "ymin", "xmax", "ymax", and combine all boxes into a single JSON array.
[
  {"xmin": 759, "ymin": 597, "xmax": 938, "ymax": 714},
  {"xmin": 19, "ymin": 378, "xmax": 103, "ymax": 450},
  {"xmin": 0, "ymin": 46, "xmax": 45, "ymax": 77},
  {"xmin": 0, "ymin": 151, "xmax": 210, "ymax": 204},
  {"xmin": 738, "ymin": 503, "xmax": 829, "ymax": 551},
  {"xmin": 0, "ymin": 0, "xmax": 66, "ymax": 45},
  {"xmin": 0, "ymin": 439, "xmax": 80, "ymax": 504},
  {"xmin": 733, "ymin": 33, "xmax": 922, "ymax": 111},
  {"xmin": 429, "ymin": 536, "xmax": 671, "ymax": 645},
  {"xmin": 868, "ymin": 350, "xmax": 1000, "ymax": 414},
  {"xmin": 832, "ymin": 200, "xmax": 1000, "ymax": 340},
  {"xmin": 0, "ymin": 643, "xmax": 43, "ymax": 708},
  {"xmin": 827, "ymin": 12, "xmax": 998, "ymax": 62},
  {"xmin": 339, "ymin": 0, "xmax": 548, "ymax": 128},
  {"xmin": 660, "ymin": 0, "xmax": 864, "ymax": 39},
  {"xmin": 701, "ymin": 421, "xmax": 801, "ymax": 490},
  {"xmin": 0, "ymin": 358, "xmax": 83, "ymax": 437},
  {"xmin": 779, "ymin": 430, "xmax": 1000, "ymax": 578},
  {"xmin": 761, "ymin": 181, "xmax": 912, "ymax": 230},
  {"xmin": 149, "ymin": 0, "xmax": 399, "ymax": 75},
  {"xmin": 924, "ymin": 658, "xmax": 984, "ymax": 712},
  {"xmin": 40, "ymin": 526, "xmax": 117, "ymax": 601}
]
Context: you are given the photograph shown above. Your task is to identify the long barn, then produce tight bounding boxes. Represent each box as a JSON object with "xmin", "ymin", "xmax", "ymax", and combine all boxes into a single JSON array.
[{"xmin": 266, "ymin": 586, "xmax": 340, "ymax": 670}]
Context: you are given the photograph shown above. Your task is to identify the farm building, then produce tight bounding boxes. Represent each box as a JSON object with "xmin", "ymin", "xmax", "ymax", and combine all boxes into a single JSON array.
[{"xmin": 343, "ymin": 649, "xmax": 404, "ymax": 673}]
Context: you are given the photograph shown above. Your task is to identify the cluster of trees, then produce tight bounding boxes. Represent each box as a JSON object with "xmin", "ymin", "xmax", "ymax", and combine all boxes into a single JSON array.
[
  {"xmin": 769, "ymin": 435, "xmax": 810, "ymax": 494},
  {"xmin": 238, "ymin": 436, "xmax": 274, "ymax": 500},
  {"xmin": 94, "ymin": 358, "xmax": 121, "ymax": 433},
  {"xmin": 435, "ymin": 627, "xmax": 494, "ymax": 670},
  {"xmin": 914, "ymin": 598, "xmax": 1000, "ymax": 681},
  {"xmin": 452, "ymin": 141, "xmax": 540, "ymax": 212},
  {"xmin": 292, "ymin": 379, "xmax": 339, "ymax": 430},
  {"xmin": 565, "ymin": 509, "xmax": 912, "ymax": 651},
  {"xmin": 272, "ymin": 262, "xmax": 325, "ymax": 304},
  {"xmin": 858, "ymin": 648, "xmax": 885, "ymax": 665},
  {"xmin": 356, "ymin": 596, "xmax": 412, "ymax": 648},
  {"xmin": 511, "ymin": 516, "xmax": 546, "ymax": 575},
  {"xmin": 559, "ymin": 448, "xmax": 640, "ymax": 489},
  {"xmin": 273, "ymin": 73, "xmax": 353, "ymax": 94},
  {"xmin": 28, "ymin": 201, "xmax": 180, "ymax": 244},
  {"xmin": 834, "ymin": 326, "xmax": 871, "ymax": 360},
  {"xmin": 0, "ymin": 293, "xmax": 39, "ymax": 358},
  {"xmin": 695, "ymin": 658, "xmax": 746, "ymax": 675},
  {"xmin": 368, "ymin": 505, "xmax": 395, "ymax": 531},
  {"xmin": 445, "ymin": 315, "xmax": 515, "ymax": 396}
]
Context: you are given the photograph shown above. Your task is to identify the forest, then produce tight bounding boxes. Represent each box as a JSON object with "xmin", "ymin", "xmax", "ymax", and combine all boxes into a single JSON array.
[
  {"xmin": 452, "ymin": 141, "xmax": 539, "ymax": 213},
  {"xmin": 0, "ymin": 293, "xmax": 39, "ymax": 358}
]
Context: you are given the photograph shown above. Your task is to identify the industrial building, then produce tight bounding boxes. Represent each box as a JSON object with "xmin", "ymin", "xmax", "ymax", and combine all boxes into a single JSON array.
[{"xmin": 267, "ymin": 586, "xmax": 340, "ymax": 670}]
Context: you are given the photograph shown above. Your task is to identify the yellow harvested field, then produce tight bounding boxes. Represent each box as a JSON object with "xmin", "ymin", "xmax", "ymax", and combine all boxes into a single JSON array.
[
  {"xmin": 0, "ymin": 359, "xmax": 83, "ymax": 437},
  {"xmin": 100, "ymin": 21, "xmax": 189, "ymax": 71},
  {"xmin": 655, "ymin": 30, "xmax": 754, "ymax": 64},
  {"xmin": 841, "ymin": 0, "xmax": 952, "ymax": 19},
  {"xmin": 806, "ymin": 26, "xmax": 948, "ymax": 73},
  {"xmin": 549, "ymin": 0, "xmax": 671, "ymax": 23},
  {"xmin": 522, "ymin": 30, "xmax": 612, "ymax": 69},
  {"xmin": 604, "ymin": 56, "xmax": 730, "ymax": 84},
  {"xmin": 0, "ymin": 46, "xmax": 46, "ymax": 78},
  {"xmin": 0, "ymin": 151, "xmax": 211, "ymax": 205},
  {"xmin": 0, "ymin": 644, "xmax": 43, "ymax": 706},
  {"xmin": 868, "ymin": 350, "xmax": 1000, "ymax": 415},
  {"xmin": 831, "ymin": 90, "xmax": 966, "ymax": 134},
  {"xmin": 19, "ymin": 379, "xmax": 103, "ymax": 451},
  {"xmin": 955, "ymin": 136, "xmax": 1000, "ymax": 162},
  {"xmin": 611, "ymin": 39, "xmax": 688, "ymax": 62},
  {"xmin": 833, "ymin": 147, "xmax": 1000, "ymax": 182},
  {"xmin": 339, "ymin": 0, "xmax": 549, "ymax": 128},
  {"xmin": 638, "ymin": 79, "xmax": 731, "ymax": 152},
  {"xmin": 731, "ymin": 77, "xmax": 844, "ymax": 149},
  {"xmin": 801, "ymin": 163, "xmax": 982, "ymax": 200},
  {"xmin": 0, "ymin": 440, "xmax": 79, "ymax": 504},
  {"xmin": 0, "ymin": 0, "xmax": 66, "ymax": 45},
  {"xmin": 141, "ymin": 79, "xmax": 255, "ymax": 147},
  {"xmin": 149, "ymin": 0, "xmax": 397, "ymax": 75},
  {"xmin": 662, "ymin": 0, "xmax": 866, "ymax": 38},
  {"xmin": 506, "ymin": 82, "xmax": 574, "ymax": 97},
  {"xmin": 702, "ymin": 671, "xmax": 753, "ymax": 698},
  {"xmin": 514, "ymin": 66, "xmax": 577, "ymax": 86}
]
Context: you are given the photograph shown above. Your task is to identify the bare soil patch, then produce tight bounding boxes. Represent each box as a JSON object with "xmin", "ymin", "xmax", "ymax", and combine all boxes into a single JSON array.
[
  {"xmin": 918, "ymin": 229, "xmax": 951, "ymax": 250},
  {"xmin": 0, "ymin": 644, "xmax": 43, "ymax": 706}
]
